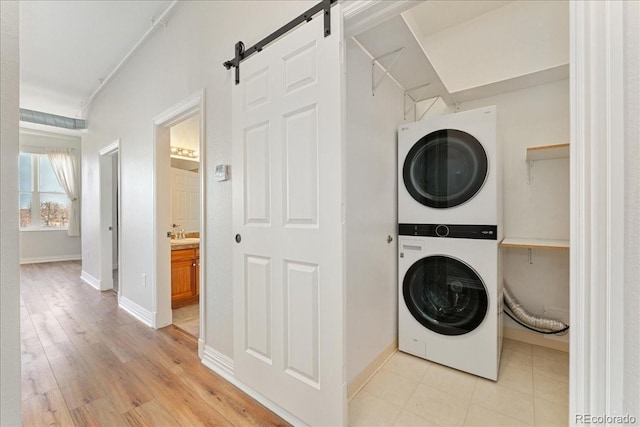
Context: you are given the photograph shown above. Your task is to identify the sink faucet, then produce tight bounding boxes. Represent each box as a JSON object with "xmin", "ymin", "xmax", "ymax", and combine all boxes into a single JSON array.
[{"xmin": 172, "ymin": 224, "xmax": 184, "ymax": 239}]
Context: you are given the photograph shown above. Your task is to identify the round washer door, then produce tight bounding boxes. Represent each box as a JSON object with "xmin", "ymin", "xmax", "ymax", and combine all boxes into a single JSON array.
[
  {"xmin": 403, "ymin": 129, "xmax": 488, "ymax": 208},
  {"xmin": 403, "ymin": 255, "xmax": 488, "ymax": 336}
]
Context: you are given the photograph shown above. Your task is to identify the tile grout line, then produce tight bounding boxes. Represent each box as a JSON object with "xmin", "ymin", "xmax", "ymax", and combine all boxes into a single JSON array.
[
  {"xmin": 461, "ymin": 378, "xmax": 479, "ymax": 426},
  {"xmin": 396, "ymin": 358, "xmax": 434, "ymax": 425}
]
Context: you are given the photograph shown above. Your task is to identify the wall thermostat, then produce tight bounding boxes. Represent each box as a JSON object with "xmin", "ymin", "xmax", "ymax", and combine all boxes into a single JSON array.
[{"xmin": 215, "ymin": 164, "xmax": 229, "ymax": 181}]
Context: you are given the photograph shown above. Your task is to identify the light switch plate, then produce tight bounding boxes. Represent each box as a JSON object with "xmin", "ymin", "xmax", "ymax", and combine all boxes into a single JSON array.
[{"xmin": 215, "ymin": 164, "xmax": 229, "ymax": 181}]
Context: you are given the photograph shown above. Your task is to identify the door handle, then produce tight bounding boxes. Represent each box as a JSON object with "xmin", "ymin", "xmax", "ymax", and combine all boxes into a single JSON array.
[{"xmin": 235, "ymin": 234, "xmax": 241, "ymax": 243}]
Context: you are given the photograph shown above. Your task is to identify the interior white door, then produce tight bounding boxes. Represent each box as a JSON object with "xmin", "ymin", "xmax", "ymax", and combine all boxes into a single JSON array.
[
  {"xmin": 170, "ymin": 167, "xmax": 199, "ymax": 233},
  {"xmin": 232, "ymin": 5, "xmax": 345, "ymax": 425}
]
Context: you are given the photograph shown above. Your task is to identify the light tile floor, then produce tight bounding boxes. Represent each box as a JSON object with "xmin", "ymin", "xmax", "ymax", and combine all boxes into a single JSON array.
[
  {"xmin": 172, "ymin": 303, "xmax": 199, "ymax": 337},
  {"xmin": 349, "ymin": 338, "xmax": 568, "ymax": 426}
]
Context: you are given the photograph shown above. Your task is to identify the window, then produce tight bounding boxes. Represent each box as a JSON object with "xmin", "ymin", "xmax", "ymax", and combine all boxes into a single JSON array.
[{"xmin": 19, "ymin": 153, "xmax": 70, "ymax": 230}]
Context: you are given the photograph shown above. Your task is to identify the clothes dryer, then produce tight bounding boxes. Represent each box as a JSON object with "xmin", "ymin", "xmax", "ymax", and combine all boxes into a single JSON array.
[
  {"xmin": 398, "ymin": 226, "xmax": 503, "ymax": 380},
  {"xmin": 398, "ymin": 106, "xmax": 500, "ymax": 226}
]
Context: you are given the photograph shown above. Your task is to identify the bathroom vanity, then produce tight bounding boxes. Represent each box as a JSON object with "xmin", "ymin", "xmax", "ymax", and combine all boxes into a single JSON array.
[{"xmin": 170, "ymin": 238, "xmax": 199, "ymax": 309}]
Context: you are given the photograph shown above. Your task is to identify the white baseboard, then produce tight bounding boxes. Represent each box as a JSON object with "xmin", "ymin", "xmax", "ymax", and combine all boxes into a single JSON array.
[
  {"xmin": 201, "ymin": 345, "xmax": 306, "ymax": 426},
  {"xmin": 198, "ymin": 339, "xmax": 205, "ymax": 360},
  {"xmin": 80, "ymin": 270, "xmax": 101, "ymax": 290},
  {"xmin": 202, "ymin": 345, "xmax": 234, "ymax": 377},
  {"xmin": 21, "ymin": 254, "xmax": 81, "ymax": 264},
  {"xmin": 347, "ymin": 339, "xmax": 398, "ymax": 401},
  {"xmin": 119, "ymin": 296, "xmax": 154, "ymax": 327},
  {"xmin": 504, "ymin": 326, "xmax": 569, "ymax": 352}
]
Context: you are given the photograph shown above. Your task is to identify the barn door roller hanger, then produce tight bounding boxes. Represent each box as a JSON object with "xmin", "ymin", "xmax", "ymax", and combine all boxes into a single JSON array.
[{"xmin": 223, "ymin": 0, "xmax": 338, "ymax": 85}]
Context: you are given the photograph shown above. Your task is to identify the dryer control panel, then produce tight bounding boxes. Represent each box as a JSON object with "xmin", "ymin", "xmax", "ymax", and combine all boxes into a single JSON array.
[{"xmin": 398, "ymin": 223, "xmax": 497, "ymax": 240}]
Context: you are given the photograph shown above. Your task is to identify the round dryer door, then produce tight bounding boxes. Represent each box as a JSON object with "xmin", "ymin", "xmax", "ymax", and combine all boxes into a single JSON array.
[
  {"xmin": 403, "ymin": 129, "xmax": 488, "ymax": 208},
  {"xmin": 403, "ymin": 255, "xmax": 488, "ymax": 336}
]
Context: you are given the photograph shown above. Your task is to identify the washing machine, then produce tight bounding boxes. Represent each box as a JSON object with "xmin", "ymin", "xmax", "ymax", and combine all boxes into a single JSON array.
[
  {"xmin": 398, "ymin": 226, "xmax": 503, "ymax": 381},
  {"xmin": 398, "ymin": 106, "xmax": 500, "ymax": 226}
]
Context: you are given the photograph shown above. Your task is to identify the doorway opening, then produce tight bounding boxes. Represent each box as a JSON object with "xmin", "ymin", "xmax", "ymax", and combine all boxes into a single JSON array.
[
  {"xmin": 99, "ymin": 140, "xmax": 120, "ymax": 295},
  {"xmin": 168, "ymin": 114, "xmax": 201, "ymax": 337},
  {"xmin": 152, "ymin": 91, "xmax": 205, "ymax": 351}
]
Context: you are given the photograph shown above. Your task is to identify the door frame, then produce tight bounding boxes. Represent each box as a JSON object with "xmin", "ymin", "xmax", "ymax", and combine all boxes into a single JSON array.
[
  {"xmin": 569, "ymin": 0, "xmax": 628, "ymax": 420},
  {"xmin": 98, "ymin": 139, "xmax": 121, "ymax": 295},
  {"xmin": 152, "ymin": 90, "xmax": 206, "ymax": 342},
  {"xmin": 345, "ymin": 0, "xmax": 630, "ymax": 419}
]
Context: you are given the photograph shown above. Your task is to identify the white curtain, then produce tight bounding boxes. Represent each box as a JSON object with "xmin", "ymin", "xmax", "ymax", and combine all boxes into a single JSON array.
[{"xmin": 46, "ymin": 148, "xmax": 80, "ymax": 236}]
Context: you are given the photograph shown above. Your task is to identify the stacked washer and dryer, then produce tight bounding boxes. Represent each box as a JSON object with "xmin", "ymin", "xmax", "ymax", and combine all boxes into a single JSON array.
[{"xmin": 397, "ymin": 106, "xmax": 503, "ymax": 381}]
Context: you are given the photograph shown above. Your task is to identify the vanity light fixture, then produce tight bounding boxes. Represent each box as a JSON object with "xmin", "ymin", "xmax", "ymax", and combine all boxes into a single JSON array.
[{"xmin": 170, "ymin": 145, "xmax": 198, "ymax": 159}]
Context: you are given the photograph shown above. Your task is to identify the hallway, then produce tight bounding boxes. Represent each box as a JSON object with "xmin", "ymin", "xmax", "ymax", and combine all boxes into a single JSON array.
[{"xmin": 20, "ymin": 261, "xmax": 288, "ymax": 426}]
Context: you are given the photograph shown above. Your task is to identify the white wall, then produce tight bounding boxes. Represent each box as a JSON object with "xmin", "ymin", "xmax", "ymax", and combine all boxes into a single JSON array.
[
  {"xmin": 421, "ymin": 1, "xmax": 569, "ymax": 93},
  {"xmin": 624, "ymin": 0, "xmax": 639, "ymax": 415},
  {"xmin": 345, "ymin": 39, "xmax": 404, "ymax": 384},
  {"xmin": 425, "ymin": 80, "xmax": 570, "ymax": 341},
  {"xmin": 466, "ymin": 81, "xmax": 570, "ymax": 341},
  {"xmin": 19, "ymin": 130, "xmax": 82, "ymax": 263},
  {"xmin": 170, "ymin": 113, "xmax": 200, "ymax": 157},
  {"xmin": 0, "ymin": 1, "xmax": 21, "ymax": 424},
  {"xmin": 81, "ymin": 1, "xmax": 317, "ymax": 359}
]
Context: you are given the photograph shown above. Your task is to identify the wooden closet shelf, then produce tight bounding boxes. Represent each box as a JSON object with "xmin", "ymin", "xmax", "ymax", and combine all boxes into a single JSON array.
[{"xmin": 501, "ymin": 237, "xmax": 569, "ymax": 250}]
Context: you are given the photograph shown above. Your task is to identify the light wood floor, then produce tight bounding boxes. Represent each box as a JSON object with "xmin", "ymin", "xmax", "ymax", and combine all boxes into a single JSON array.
[
  {"xmin": 20, "ymin": 261, "xmax": 289, "ymax": 426},
  {"xmin": 173, "ymin": 303, "xmax": 199, "ymax": 338}
]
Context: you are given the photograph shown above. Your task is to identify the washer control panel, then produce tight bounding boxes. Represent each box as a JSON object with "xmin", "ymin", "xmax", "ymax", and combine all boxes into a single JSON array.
[{"xmin": 398, "ymin": 223, "xmax": 497, "ymax": 240}]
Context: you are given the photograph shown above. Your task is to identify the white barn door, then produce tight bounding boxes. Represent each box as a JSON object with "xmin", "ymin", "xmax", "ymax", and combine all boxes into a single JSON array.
[{"xmin": 232, "ymin": 5, "xmax": 345, "ymax": 426}]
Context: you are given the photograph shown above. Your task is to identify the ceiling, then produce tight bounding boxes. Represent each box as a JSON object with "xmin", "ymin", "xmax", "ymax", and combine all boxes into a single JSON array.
[
  {"xmin": 19, "ymin": 1, "xmax": 568, "ymax": 120},
  {"xmin": 354, "ymin": 0, "xmax": 568, "ymax": 105},
  {"xmin": 407, "ymin": 1, "xmax": 511, "ymax": 38},
  {"xmin": 19, "ymin": 0, "xmax": 172, "ymax": 118}
]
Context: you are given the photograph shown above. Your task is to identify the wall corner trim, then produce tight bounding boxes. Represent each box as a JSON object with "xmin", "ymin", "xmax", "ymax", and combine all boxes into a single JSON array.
[
  {"xmin": 118, "ymin": 296, "xmax": 154, "ymax": 327},
  {"xmin": 80, "ymin": 270, "xmax": 101, "ymax": 290},
  {"xmin": 347, "ymin": 340, "xmax": 397, "ymax": 401}
]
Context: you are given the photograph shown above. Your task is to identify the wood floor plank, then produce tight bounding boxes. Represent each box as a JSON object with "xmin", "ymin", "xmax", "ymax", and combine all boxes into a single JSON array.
[
  {"xmin": 30, "ymin": 310, "xmax": 71, "ymax": 347},
  {"xmin": 22, "ymin": 388, "xmax": 75, "ymax": 427},
  {"xmin": 125, "ymin": 357, "xmax": 235, "ymax": 426},
  {"xmin": 21, "ymin": 281, "xmax": 53, "ymax": 315},
  {"xmin": 173, "ymin": 361, "xmax": 289, "ymax": 427},
  {"xmin": 70, "ymin": 396, "xmax": 128, "ymax": 427},
  {"xmin": 21, "ymin": 261, "xmax": 289, "ymax": 426},
  {"xmin": 123, "ymin": 399, "xmax": 181, "ymax": 427},
  {"xmin": 46, "ymin": 343, "xmax": 106, "ymax": 409},
  {"xmin": 46, "ymin": 350, "xmax": 88, "ymax": 387},
  {"xmin": 57, "ymin": 314, "xmax": 104, "ymax": 349},
  {"xmin": 108, "ymin": 323, "xmax": 182, "ymax": 369},
  {"xmin": 21, "ymin": 339, "xmax": 58, "ymax": 401},
  {"xmin": 20, "ymin": 305, "xmax": 39, "ymax": 341},
  {"xmin": 76, "ymin": 342, "xmax": 154, "ymax": 413},
  {"xmin": 58, "ymin": 373, "xmax": 106, "ymax": 410}
]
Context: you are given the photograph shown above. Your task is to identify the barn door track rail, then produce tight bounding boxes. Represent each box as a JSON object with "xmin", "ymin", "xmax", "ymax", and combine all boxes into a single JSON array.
[{"xmin": 223, "ymin": 0, "xmax": 338, "ymax": 84}]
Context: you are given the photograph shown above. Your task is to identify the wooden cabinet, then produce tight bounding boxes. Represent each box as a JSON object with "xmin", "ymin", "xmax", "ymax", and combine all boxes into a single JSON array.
[{"xmin": 171, "ymin": 247, "xmax": 199, "ymax": 309}]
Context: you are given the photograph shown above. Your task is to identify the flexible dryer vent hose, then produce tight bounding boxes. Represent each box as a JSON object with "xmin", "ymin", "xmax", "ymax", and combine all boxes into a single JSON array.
[{"xmin": 503, "ymin": 281, "xmax": 569, "ymax": 334}]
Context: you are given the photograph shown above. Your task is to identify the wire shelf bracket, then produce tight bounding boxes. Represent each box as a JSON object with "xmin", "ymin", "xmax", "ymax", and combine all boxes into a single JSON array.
[{"xmin": 371, "ymin": 47, "xmax": 405, "ymax": 96}]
